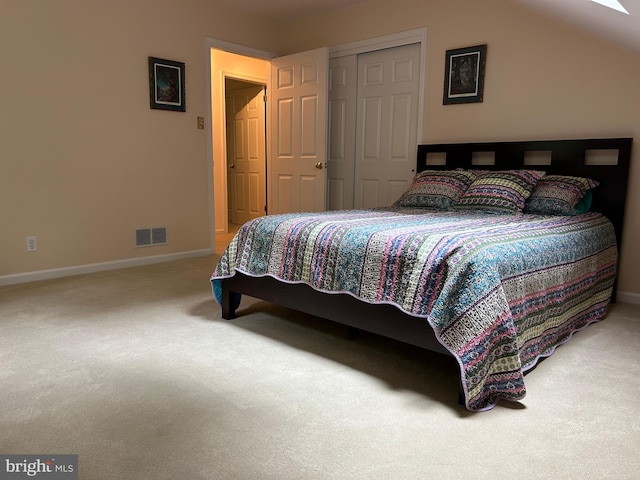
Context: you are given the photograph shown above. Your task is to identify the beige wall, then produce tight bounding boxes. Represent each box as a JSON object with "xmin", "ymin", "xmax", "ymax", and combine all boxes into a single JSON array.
[
  {"xmin": 280, "ymin": 0, "xmax": 640, "ymax": 296},
  {"xmin": 0, "ymin": 0, "xmax": 278, "ymax": 278},
  {"xmin": 3, "ymin": 0, "xmax": 640, "ymax": 296}
]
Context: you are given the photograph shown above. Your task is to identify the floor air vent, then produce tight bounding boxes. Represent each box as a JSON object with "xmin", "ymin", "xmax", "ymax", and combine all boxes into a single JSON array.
[{"xmin": 135, "ymin": 227, "xmax": 168, "ymax": 247}]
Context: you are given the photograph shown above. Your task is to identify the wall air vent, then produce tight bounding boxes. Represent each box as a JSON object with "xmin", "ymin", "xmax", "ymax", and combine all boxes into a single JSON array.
[{"xmin": 135, "ymin": 227, "xmax": 168, "ymax": 247}]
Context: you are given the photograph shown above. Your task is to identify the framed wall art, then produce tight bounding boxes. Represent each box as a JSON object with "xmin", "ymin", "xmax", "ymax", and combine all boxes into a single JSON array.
[
  {"xmin": 148, "ymin": 56, "xmax": 185, "ymax": 112},
  {"xmin": 443, "ymin": 44, "xmax": 486, "ymax": 105}
]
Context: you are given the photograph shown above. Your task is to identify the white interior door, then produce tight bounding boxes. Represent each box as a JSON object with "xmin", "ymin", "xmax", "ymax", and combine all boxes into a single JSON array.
[
  {"xmin": 358, "ymin": 44, "xmax": 422, "ymax": 209},
  {"xmin": 327, "ymin": 54, "xmax": 357, "ymax": 210},
  {"xmin": 226, "ymin": 84, "xmax": 266, "ymax": 225},
  {"xmin": 269, "ymin": 48, "xmax": 329, "ymax": 214}
]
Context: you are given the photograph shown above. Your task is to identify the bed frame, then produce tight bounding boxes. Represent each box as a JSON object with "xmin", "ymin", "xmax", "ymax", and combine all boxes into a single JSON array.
[{"xmin": 219, "ymin": 137, "xmax": 632, "ymax": 402}]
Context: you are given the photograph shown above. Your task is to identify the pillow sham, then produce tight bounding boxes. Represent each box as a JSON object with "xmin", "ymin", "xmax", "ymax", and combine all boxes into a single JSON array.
[
  {"xmin": 524, "ymin": 175, "xmax": 599, "ymax": 215},
  {"xmin": 394, "ymin": 169, "xmax": 477, "ymax": 210},
  {"xmin": 455, "ymin": 170, "xmax": 545, "ymax": 213}
]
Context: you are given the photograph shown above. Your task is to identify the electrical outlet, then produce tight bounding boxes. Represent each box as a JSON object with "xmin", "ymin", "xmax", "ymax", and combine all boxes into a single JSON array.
[
  {"xmin": 26, "ymin": 236, "xmax": 37, "ymax": 252},
  {"xmin": 197, "ymin": 116, "xmax": 205, "ymax": 130}
]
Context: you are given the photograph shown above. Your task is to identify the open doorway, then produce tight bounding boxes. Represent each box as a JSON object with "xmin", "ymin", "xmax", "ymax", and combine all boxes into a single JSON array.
[{"xmin": 208, "ymin": 46, "xmax": 271, "ymax": 240}]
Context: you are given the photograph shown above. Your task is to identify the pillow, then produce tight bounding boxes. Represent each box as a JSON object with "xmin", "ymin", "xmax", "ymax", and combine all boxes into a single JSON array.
[
  {"xmin": 394, "ymin": 169, "xmax": 477, "ymax": 210},
  {"xmin": 524, "ymin": 175, "xmax": 599, "ymax": 215},
  {"xmin": 574, "ymin": 189, "xmax": 594, "ymax": 214},
  {"xmin": 455, "ymin": 170, "xmax": 545, "ymax": 213}
]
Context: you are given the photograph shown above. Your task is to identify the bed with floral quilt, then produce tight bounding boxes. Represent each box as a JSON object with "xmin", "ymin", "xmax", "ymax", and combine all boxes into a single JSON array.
[{"xmin": 211, "ymin": 138, "xmax": 632, "ymax": 411}]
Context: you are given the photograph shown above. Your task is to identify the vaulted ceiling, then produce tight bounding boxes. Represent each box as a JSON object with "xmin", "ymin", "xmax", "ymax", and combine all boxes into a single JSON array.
[
  {"xmin": 515, "ymin": 0, "xmax": 640, "ymax": 53},
  {"xmin": 212, "ymin": 0, "xmax": 640, "ymax": 53}
]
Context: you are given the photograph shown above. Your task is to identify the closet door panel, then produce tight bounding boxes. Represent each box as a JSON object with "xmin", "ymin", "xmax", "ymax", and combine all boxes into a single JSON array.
[
  {"xmin": 354, "ymin": 43, "xmax": 421, "ymax": 208},
  {"xmin": 327, "ymin": 55, "xmax": 357, "ymax": 210},
  {"xmin": 328, "ymin": 43, "xmax": 421, "ymax": 210}
]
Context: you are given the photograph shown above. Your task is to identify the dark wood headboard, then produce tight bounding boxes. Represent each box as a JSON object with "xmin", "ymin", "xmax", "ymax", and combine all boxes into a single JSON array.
[{"xmin": 417, "ymin": 138, "xmax": 633, "ymax": 251}]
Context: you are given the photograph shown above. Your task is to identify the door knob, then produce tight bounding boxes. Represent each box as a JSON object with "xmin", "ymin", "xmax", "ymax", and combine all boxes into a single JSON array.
[
  {"xmin": 315, "ymin": 162, "xmax": 325, "ymax": 169},
  {"xmin": 228, "ymin": 163, "xmax": 235, "ymax": 168}
]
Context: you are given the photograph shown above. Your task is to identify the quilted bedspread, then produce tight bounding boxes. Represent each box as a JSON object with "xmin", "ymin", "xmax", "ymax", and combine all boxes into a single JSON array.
[{"xmin": 210, "ymin": 208, "xmax": 617, "ymax": 411}]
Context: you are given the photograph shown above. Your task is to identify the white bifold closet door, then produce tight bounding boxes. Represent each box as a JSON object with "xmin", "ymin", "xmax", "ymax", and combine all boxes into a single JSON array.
[{"xmin": 328, "ymin": 43, "xmax": 421, "ymax": 210}]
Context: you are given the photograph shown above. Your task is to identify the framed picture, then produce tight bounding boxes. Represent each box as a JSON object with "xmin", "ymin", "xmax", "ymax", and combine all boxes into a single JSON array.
[
  {"xmin": 443, "ymin": 44, "xmax": 486, "ymax": 105},
  {"xmin": 148, "ymin": 57, "xmax": 185, "ymax": 112}
]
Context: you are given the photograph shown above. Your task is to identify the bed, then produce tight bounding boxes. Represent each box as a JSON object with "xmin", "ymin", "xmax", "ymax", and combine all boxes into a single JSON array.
[{"xmin": 211, "ymin": 138, "xmax": 633, "ymax": 411}]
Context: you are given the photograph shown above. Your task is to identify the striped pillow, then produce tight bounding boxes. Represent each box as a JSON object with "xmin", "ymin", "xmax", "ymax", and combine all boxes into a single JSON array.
[
  {"xmin": 394, "ymin": 169, "xmax": 477, "ymax": 210},
  {"xmin": 455, "ymin": 170, "xmax": 545, "ymax": 213},
  {"xmin": 524, "ymin": 175, "xmax": 599, "ymax": 215}
]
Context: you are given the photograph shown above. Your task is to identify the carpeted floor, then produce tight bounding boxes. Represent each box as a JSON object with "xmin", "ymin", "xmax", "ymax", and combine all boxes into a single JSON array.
[{"xmin": 1, "ymin": 255, "xmax": 639, "ymax": 479}]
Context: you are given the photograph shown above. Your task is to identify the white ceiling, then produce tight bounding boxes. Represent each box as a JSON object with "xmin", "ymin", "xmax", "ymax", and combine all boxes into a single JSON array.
[{"xmin": 213, "ymin": 0, "xmax": 640, "ymax": 53}]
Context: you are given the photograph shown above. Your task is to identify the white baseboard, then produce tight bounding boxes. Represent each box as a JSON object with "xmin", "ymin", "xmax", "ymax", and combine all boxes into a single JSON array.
[
  {"xmin": 0, "ymin": 249, "xmax": 214, "ymax": 286},
  {"xmin": 615, "ymin": 291, "xmax": 640, "ymax": 304}
]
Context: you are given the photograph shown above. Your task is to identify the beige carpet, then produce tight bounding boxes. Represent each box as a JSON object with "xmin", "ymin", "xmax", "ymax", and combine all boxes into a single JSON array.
[{"xmin": 1, "ymin": 255, "xmax": 639, "ymax": 479}]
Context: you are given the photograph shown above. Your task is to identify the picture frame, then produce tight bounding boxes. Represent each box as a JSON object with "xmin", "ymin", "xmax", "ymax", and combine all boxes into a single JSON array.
[
  {"xmin": 443, "ymin": 44, "xmax": 486, "ymax": 105},
  {"xmin": 148, "ymin": 56, "xmax": 185, "ymax": 112}
]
